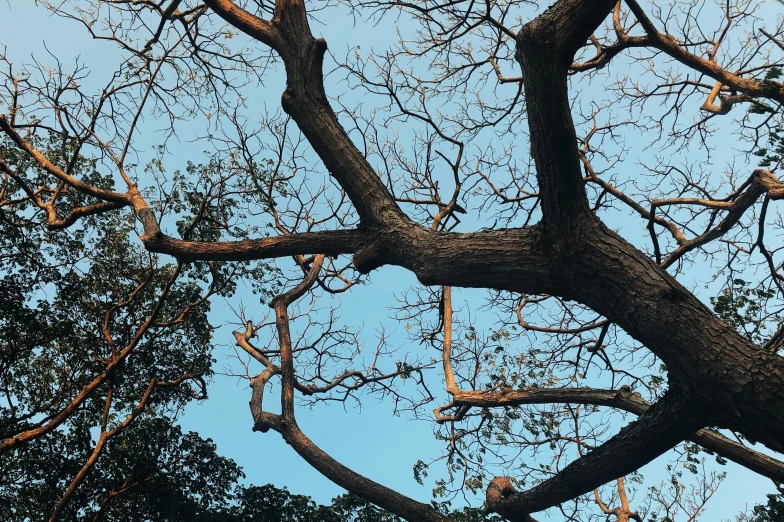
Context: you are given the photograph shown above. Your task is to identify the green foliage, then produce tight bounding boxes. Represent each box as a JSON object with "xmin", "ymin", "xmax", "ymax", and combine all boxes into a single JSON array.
[
  {"xmin": 1, "ymin": 417, "xmax": 243, "ymax": 522},
  {"xmin": 322, "ymin": 492, "xmax": 402, "ymax": 522},
  {"xmin": 748, "ymin": 67, "xmax": 784, "ymax": 167},
  {"xmin": 227, "ymin": 485, "xmax": 502, "ymax": 522},
  {"xmin": 751, "ymin": 494, "xmax": 784, "ymax": 522},
  {"xmin": 0, "ymin": 135, "xmax": 240, "ymax": 521},
  {"xmin": 0, "ymin": 130, "xmax": 504, "ymax": 522},
  {"xmin": 754, "ymin": 125, "xmax": 784, "ymax": 169},
  {"xmin": 432, "ymin": 502, "xmax": 504, "ymax": 522},
  {"xmin": 710, "ymin": 279, "xmax": 774, "ymax": 344},
  {"xmin": 227, "ymin": 484, "xmax": 337, "ymax": 522},
  {"xmin": 748, "ymin": 67, "xmax": 782, "ymax": 116},
  {"xmin": 141, "ymin": 145, "xmax": 282, "ymax": 303}
]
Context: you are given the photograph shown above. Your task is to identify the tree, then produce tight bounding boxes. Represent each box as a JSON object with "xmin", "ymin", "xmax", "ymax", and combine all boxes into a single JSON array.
[
  {"xmin": 1, "ymin": 416, "xmax": 244, "ymax": 522},
  {"xmin": 0, "ymin": 135, "xmax": 251, "ymax": 520},
  {"xmin": 2, "ymin": 0, "xmax": 784, "ymax": 520},
  {"xmin": 750, "ymin": 494, "xmax": 784, "ymax": 522}
]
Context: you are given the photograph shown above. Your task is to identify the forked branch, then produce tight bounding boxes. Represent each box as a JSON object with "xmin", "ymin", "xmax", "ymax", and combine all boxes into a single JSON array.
[
  {"xmin": 486, "ymin": 392, "xmax": 704, "ymax": 520},
  {"xmin": 249, "ymin": 256, "xmax": 454, "ymax": 522}
]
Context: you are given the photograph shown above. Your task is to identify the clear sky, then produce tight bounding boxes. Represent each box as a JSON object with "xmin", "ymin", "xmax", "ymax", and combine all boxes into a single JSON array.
[{"xmin": 1, "ymin": 1, "xmax": 781, "ymax": 520}]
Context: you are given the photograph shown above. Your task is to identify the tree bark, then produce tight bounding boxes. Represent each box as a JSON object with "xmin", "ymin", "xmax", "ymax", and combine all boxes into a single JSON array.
[
  {"xmin": 7, "ymin": 0, "xmax": 783, "ymax": 518},
  {"xmin": 200, "ymin": 0, "xmax": 784, "ymax": 468}
]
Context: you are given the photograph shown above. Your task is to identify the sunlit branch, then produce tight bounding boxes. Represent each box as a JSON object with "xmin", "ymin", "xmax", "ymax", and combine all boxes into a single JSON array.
[
  {"xmin": 625, "ymin": 0, "xmax": 784, "ymax": 104},
  {"xmin": 248, "ymin": 253, "xmax": 454, "ymax": 522}
]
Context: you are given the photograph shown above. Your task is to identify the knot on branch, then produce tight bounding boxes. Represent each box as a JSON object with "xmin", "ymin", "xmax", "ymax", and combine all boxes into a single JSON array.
[
  {"xmin": 311, "ymin": 37, "xmax": 327, "ymax": 55},
  {"xmin": 617, "ymin": 384, "xmax": 633, "ymax": 398},
  {"xmin": 754, "ymin": 169, "xmax": 784, "ymax": 199},
  {"xmin": 138, "ymin": 230, "xmax": 169, "ymax": 258},
  {"xmin": 279, "ymin": 37, "xmax": 329, "ymax": 113},
  {"xmin": 486, "ymin": 476, "xmax": 517, "ymax": 509},
  {"xmin": 353, "ymin": 230, "xmax": 386, "ymax": 274}
]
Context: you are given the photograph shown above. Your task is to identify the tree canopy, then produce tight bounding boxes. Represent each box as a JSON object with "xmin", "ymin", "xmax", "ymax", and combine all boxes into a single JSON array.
[{"xmin": 3, "ymin": 0, "xmax": 784, "ymax": 520}]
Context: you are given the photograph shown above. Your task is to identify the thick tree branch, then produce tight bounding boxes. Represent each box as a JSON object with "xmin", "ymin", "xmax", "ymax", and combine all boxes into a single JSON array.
[
  {"xmin": 262, "ymin": 419, "xmax": 454, "ymax": 522},
  {"xmin": 441, "ymin": 286, "xmax": 458, "ymax": 395},
  {"xmin": 514, "ymin": 0, "xmax": 616, "ymax": 236},
  {"xmin": 203, "ymin": 0, "xmax": 405, "ymax": 228},
  {"xmin": 251, "ymin": 255, "xmax": 453, "ymax": 522},
  {"xmin": 520, "ymin": 0, "xmax": 619, "ymax": 61},
  {"xmin": 273, "ymin": 254, "xmax": 325, "ymax": 420},
  {"xmin": 486, "ymin": 391, "xmax": 704, "ymax": 520},
  {"xmin": 201, "ymin": 0, "xmax": 280, "ymax": 48},
  {"xmin": 438, "ymin": 282, "xmax": 784, "ymax": 486},
  {"xmin": 126, "ymin": 189, "xmax": 784, "ymax": 459},
  {"xmin": 142, "ymin": 228, "xmax": 361, "ymax": 261}
]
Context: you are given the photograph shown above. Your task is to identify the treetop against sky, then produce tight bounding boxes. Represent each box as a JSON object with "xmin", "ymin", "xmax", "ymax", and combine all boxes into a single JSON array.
[{"xmin": 2, "ymin": 0, "xmax": 784, "ymax": 521}]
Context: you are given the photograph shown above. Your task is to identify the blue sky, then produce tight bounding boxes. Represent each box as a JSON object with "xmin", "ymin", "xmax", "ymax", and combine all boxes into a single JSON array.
[
  {"xmin": 1, "ymin": 1, "xmax": 782, "ymax": 520},
  {"xmin": 0, "ymin": 0, "xmax": 445, "ymax": 505}
]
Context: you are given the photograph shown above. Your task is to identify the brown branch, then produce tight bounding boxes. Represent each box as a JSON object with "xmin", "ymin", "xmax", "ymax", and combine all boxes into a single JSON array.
[
  {"xmin": 201, "ymin": 0, "xmax": 280, "ymax": 48},
  {"xmin": 661, "ymin": 169, "xmax": 784, "ymax": 268},
  {"xmin": 581, "ymin": 154, "xmax": 688, "ymax": 247},
  {"xmin": 441, "ymin": 286, "xmax": 458, "ymax": 395},
  {"xmin": 143, "ymin": 228, "xmax": 361, "ymax": 261},
  {"xmin": 48, "ymin": 372, "xmax": 197, "ymax": 522},
  {"xmin": 570, "ymin": 39, "xmax": 646, "ymax": 72},
  {"xmin": 486, "ymin": 391, "xmax": 704, "ymax": 520},
  {"xmin": 273, "ymin": 254, "xmax": 325, "ymax": 420},
  {"xmin": 0, "ymin": 263, "xmax": 185, "ymax": 454},
  {"xmin": 700, "ymin": 82, "xmax": 744, "ymax": 115},
  {"xmin": 514, "ymin": 0, "xmax": 617, "ymax": 235},
  {"xmin": 262, "ymin": 419, "xmax": 454, "ymax": 522},
  {"xmin": 246, "ymin": 254, "xmax": 453, "ymax": 522},
  {"xmin": 593, "ymin": 477, "xmax": 641, "ymax": 522},
  {"xmin": 570, "ymin": 34, "xmax": 650, "ymax": 73},
  {"xmin": 624, "ymin": 0, "xmax": 784, "ymax": 105},
  {"xmin": 517, "ymin": 300, "xmax": 609, "ymax": 334},
  {"xmin": 45, "ymin": 201, "xmax": 129, "ymax": 229},
  {"xmin": 0, "ymin": 115, "xmax": 129, "ymax": 204},
  {"xmin": 0, "ymin": 155, "xmax": 128, "ymax": 229}
]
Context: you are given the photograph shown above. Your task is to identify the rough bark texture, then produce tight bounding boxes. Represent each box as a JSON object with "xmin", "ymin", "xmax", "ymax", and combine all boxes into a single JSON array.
[
  {"xmin": 5, "ymin": 0, "xmax": 784, "ymax": 520},
  {"xmin": 177, "ymin": 1, "xmax": 784, "ymax": 518}
]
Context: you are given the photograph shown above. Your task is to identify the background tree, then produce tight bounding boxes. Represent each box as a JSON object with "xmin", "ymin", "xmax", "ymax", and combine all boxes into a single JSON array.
[
  {"xmin": 0, "ymin": 136, "xmax": 255, "ymax": 521},
  {"xmin": 3, "ymin": 0, "xmax": 784, "ymax": 521},
  {"xmin": 748, "ymin": 494, "xmax": 784, "ymax": 522}
]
